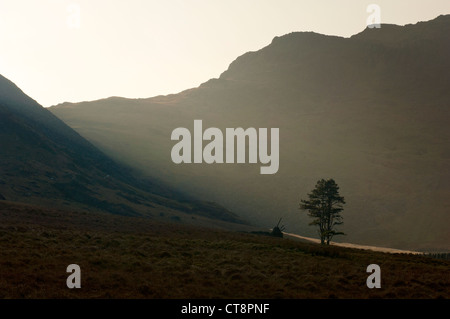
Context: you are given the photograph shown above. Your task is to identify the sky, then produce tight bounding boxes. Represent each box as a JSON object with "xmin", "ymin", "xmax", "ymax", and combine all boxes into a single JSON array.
[{"xmin": 0, "ymin": 0, "xmax": 449, "ymax": 107}]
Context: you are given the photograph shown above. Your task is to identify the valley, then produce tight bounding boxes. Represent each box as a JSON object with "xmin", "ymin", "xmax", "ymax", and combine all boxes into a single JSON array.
[
  {"xmin": 1, "ymin": 200, "xmax": 448, "ymax": 299},
  {"xmin": 51, "ymin": 15, "xmax": 450, "ymax": 251},
  {"xmin": 0, "ymin": 11, "xmax": 449, "ymax": 301}
]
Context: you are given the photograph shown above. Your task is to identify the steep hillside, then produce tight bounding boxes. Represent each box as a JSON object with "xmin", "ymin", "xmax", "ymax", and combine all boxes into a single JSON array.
[
  {"xmin": 51, "ymin": 15, "xmax": 450, "ymax": 251},
  {"xmin": 0, "ymin": 74, "xmax": 242, "ymax": 224}
]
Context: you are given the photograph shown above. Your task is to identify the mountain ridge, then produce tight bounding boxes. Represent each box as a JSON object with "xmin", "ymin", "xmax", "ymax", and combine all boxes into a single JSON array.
[
  {"xmin": 50, "ymin": 14, "xmax": 450, "ymax": 251},
  {"xmin": 51, "ymin": 14, "xmax": 450, "ymax": 108}
]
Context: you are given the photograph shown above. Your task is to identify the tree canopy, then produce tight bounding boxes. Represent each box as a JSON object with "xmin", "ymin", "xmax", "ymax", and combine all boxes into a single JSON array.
[{"xmin": 300, "ymin": 179, "xmax": 345, "ymax": 245}]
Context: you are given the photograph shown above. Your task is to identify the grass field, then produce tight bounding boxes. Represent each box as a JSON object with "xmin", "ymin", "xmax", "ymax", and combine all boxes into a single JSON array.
[{"xmin": 0, "ymin": 201, "xmax": 448, "ymax": 299}]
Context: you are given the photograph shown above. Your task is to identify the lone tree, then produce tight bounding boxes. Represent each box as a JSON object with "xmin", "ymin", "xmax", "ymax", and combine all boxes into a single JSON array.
[{"xmin": 300, "ymin": 179, "xmax": 345, "ymax": 245}]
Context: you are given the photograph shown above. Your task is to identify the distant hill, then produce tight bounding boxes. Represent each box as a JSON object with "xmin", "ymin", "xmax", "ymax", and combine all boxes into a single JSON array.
[
  {"xmin": 0, "ymin": 74, "xmax": 242, "ymax": 224},
  {"xmin": 51, "ymin": 15, "xmax": 450, "ymax": 251}
]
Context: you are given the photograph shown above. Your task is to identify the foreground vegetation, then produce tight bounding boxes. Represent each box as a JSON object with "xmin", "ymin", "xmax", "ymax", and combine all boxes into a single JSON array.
[{"xmin": 0, "ymin": 201, "xmax": 448, "ymax": 299}]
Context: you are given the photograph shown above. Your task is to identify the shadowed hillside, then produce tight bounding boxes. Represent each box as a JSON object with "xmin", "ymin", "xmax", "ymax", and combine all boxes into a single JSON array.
[
  {"xmin": 51, "ymin": 15, "xmax": 450, "ymax": 251},
  {"xmin": 0, "ymin": 74, "xmax": 243, "ymax": 224}
]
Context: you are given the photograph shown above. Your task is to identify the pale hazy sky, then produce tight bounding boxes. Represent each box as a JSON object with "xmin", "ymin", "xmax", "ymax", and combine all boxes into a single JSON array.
[{"xmin": 0, "ymin": 0, "xmax": 449, "ymax": 107}]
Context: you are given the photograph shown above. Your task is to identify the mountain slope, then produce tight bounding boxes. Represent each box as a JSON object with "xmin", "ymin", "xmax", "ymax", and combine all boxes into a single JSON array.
[
  {"xmin": 51, "ymin": 15, "xmax": 450, "ymax": 251},
  {"xmin": 0, "ymin": 74, "xmax": 242, "ymax": 224}
]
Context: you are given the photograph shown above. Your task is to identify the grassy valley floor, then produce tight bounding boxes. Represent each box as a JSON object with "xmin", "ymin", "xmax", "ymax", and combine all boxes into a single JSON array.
[{"xmin": 0, "ymin": 201, "xmax": 448, "ymax": 299}]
